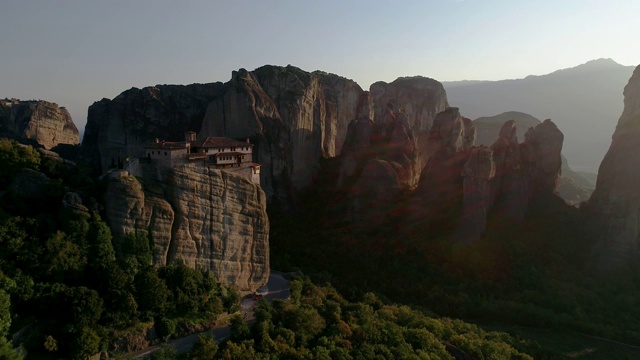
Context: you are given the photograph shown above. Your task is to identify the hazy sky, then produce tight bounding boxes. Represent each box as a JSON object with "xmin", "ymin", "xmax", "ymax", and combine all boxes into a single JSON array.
[{"xmin": 1, "ymin": 0, "xmax": 639, "ymax": 134}]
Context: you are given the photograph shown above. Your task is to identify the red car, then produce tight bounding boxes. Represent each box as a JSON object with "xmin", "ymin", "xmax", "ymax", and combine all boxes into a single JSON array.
[{"xmin": 252, "ymin": 294, "xmax": 263, "ymax": 301}]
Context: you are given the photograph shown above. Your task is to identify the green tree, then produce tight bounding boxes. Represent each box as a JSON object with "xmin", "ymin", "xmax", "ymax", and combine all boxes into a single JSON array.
[
  {"xmin": 189, "ymin": 333, "xmax": 218, "ymax": 359},
  {"xmin": 0, "ymin": 290, "xmax": 11, "ymax": 337},
  {"xmin": 122, "ymin": 231, "xmax": 153, "ymax": 267},
  {"xmin": 0, "ymin": 139, "xmax": 40, "ymax": 188},
  {"xmin": 45, "ymin": 231, "xmax": 87, "ymax": 280},
  {"xmin": 222, "ymin": 286, "xmax": 241, "ymax": 313},
  {"xmin": 70, "ymin": 287, "xmax": 104, "ymax": 328},
  {"xmin": 150, "ymin": 343, "xmax": 177, "ymax": 360},
  {"xmin": 71, "ymin": 326, "xmax": 101, "ymax": 360},
  {"xmin": 155, "ymin": 317, "xmax": 176, "ymax": 339},
  {"xmin": 134, "ymin": 267, "xmax": 169, "ymax": 319},
  {"xmin": 229, "ymin": 314, "xmax": 250, "ymax": 342},
  {"xmin": 87, "ymin": 217, "xmax": 116, "ymax": 271},
  {"xmin": 0, "ymin": 337, "xmax": 23, "ymax": 360}
]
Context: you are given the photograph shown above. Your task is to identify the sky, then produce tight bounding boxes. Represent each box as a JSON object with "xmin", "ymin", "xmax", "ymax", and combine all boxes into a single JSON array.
[{"xmin": 1, "ymin": 0, "xmax": 640, "ymax": 136}]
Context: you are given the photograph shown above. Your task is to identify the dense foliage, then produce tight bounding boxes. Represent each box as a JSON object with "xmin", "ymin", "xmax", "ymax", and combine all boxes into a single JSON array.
[
  {"xmin": 188, "ymin": 276, "xmax": 534, "ymax": 359},
  {"xmin": 0, "ymin": 139, "xmax": 239, "ymax": 359}
]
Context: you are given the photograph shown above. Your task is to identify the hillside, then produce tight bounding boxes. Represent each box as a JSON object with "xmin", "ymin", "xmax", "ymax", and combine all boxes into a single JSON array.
[{"xmin": 444, "ymin": 58, "xmax": 635, "ymax": 173}]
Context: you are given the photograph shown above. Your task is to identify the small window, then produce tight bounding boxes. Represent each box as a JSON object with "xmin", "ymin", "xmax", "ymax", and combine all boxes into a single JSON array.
[{"xmin": 164, "ymin": 151, "xmax": 167, "ymax": 156}]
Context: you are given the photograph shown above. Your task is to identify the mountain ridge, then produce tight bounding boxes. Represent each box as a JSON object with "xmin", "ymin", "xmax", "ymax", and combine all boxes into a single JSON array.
[{"xmin": 443, "ymin": 58, "xmax": 635, "ymax": 173}]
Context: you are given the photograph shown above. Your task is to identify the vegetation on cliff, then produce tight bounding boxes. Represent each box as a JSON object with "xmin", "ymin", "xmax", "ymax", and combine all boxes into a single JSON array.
[{"xmin": 0, "ymin": 139, "xmax": 240, "ymax": 359}]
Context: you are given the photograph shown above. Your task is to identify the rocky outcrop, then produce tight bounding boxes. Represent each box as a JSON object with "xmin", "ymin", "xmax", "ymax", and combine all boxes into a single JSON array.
[
  {"xmin": 414, "ymin": 108, "xmax": 475, "ymax": 218},
  {"xmin": 332, "ymin": 93, "xmax": 422, "ymax": 224},
  {"xmin": 406, "ymin": 107, "xmax": 564, "ymax": 242},
  {"xmin": 82, "ymin": 67, "xmax": 453, "ymax": 212},
  {"xmin": 489, "ymin": 120, "xmax": 527, "ymax": 221},
  {"xmin": 0, "ymin": 99, "xmax": 79, "ymax": 149},
  {"xmin": 104, "ymin": 163, "xmax": 269, "ymax": 290},
  {"xmin": 370, "ymin": 77, "xmax": 449, "ymax": 166},
  {"xmin": 522, "ymin": 119, "xmax": 564, "ymax": 195},
  {"xmin": 81, "ymin": 83, "xmax": 224, "ymax": 174},
  {"xmin": 455, "ymin": 147, "xmax": 495, "ymax": 243},
  {"xmin": 474, "ymin": 111, "xmax": 591, "ymax": 205},
  {"xmin": 199, "ymin": 65, "xmax": 363, "ymax": 205},
  {"xmin": 490, "ymin": 119, "xmax": 563, "ymax": 222},
  {"xmin": 588, "ymin": 65, "xmax": 640, "ymax": 267}
]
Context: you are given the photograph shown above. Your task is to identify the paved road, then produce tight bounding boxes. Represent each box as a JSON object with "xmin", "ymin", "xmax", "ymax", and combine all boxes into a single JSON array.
[{"xmin": 130, "ymin": 272, "xmax": 290, "ymax": 358}]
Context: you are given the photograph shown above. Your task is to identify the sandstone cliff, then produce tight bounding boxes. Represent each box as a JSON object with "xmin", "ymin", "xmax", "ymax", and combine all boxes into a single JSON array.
[
  {"xmin": 82, "ymin": 67, "xmax": 452, "ymax": 210},
  {"xmin": 588, "ymin": 65, "xmax": 640, "ymax": 267},
  {"xmin": 414, "ymin": 107, "xmax": 476, "ymax": 218},
  {"xmin": 0, "ymin": 99, "xmax": 79, "ymax": 149},
  {"xmin": 199, "ymin": 65, "xmax": 363, "ymax": 205},
  {"xmin": 474, "ymin": 111, "xmax": 592, "ymax": 205},
  {"xmin": 406, "ymin": 107, "xmax": 564, "ymax": 243},
  {"xmin": 104, "ymin": 163, "xmax": 269, "ymax": 289},
  {"xmin": 81, "ymin": 83, "xmax": 224, "ymax": 174},
  {"xmin": 370, "ymin": 77, "xmax": 449, "ymax": 166},
  {"xmin": 335, "ymin": 94, "xmax": 422, "ymax": 223}
]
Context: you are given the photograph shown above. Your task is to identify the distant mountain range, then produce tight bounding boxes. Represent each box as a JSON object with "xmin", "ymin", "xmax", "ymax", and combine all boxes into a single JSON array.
[{"xmin": 443, "ymin": 58, "xmax": 635, "ymax": 173}]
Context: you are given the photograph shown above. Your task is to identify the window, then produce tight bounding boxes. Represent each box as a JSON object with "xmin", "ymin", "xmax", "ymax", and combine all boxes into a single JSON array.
[{"xmin": 164, "ymin": 151, "xmax": 167, "ymax": 156}]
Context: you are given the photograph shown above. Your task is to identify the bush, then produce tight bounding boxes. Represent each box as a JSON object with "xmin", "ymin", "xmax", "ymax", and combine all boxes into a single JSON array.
[{"xmin": 155, "ymin": 317, "xmax": 176, "ymax": 339}]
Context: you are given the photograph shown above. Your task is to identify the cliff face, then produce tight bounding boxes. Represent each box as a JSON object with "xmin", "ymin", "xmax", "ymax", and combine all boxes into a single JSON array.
[
  {"xmin": 406, "ymin": 107, "xmax": 564, "ymax": 243},
  {"xmin": 199, "ymin": 65, "xmax": 362, "ymax": 205},
  {"xmin": 81, "ymin": 83, "xmax": 224, "ymax": 173},
  {"xmin": 370, "ymin": 77, "xmax": 449, "ymax": 166},
  {"xmin": 474, "ymin": 111, "xmax": 592, "ymax": 205},
  {"xmin": 0, "ymin": 99, "xmax": 79, "ymax": 149},
  {"xmin": 414, "ymin": 107, "xmax": 476, "ymax": 217},
  {"xmin": 335, "ymin": 93, "xmax": 422, "ymax": 223},
  {"xmin": 80, "ymin": 67, "xmax": 449, "ymax": 212},
  {"xmin": 104, "ymin": 163, "xmax": 269, "ymax": 289},
  {"xmin": 588, "ymin": 65, "xmax": 640, "ymax": 266}
]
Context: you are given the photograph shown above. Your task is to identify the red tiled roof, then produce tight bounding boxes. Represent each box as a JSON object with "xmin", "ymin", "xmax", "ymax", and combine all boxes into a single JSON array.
[{"xmin": 192, "ymin": 137, "xmax": 253, "ymax": 149}]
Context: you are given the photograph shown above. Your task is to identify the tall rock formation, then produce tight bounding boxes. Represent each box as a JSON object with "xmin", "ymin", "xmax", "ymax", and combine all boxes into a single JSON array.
[
  {"xmin": 370, "ymin": 77, "xmax": 449, "ymax": 166},
  {"xmin": 455, "ymin": 147, "xmax": 495, "ymax": 243},
  {"xmin": 489, "ymin": 119, "xmax": 563, "ymax": 222},
  {"xmin": 474, "ymin": 111, "xmax": 593, "ymax": 205},
  {"xmin": 199, "ymin": 65, "xmax": 362, "ymax": 205},
  {"xmin": 414, "ymin": 107, "xmax": 476, "ymax": 218},
  {"xmin": 104, "ymin": 163, "xmax": 269, "ymax": 289},
  {"xmin": 83, "ymin": 65, "xmax": 363, "ymax": 208},
  {"xmin": 406, "ymin": 107, "xmax": 564, "ymax": 243},
  {"xmin": 0, "ymin": 99, "xmax": 79, "ymax": 149},
  {"xmin": 81, "ymin": 83, "xmax": 224, "ymax": 174},
  {"xmin": 588, "ymin": 65, "xmax": 640, "ymax": 267},
  {"xmin": 335, "ymin": 95, "xmax": 422, "ymax": 224}
]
